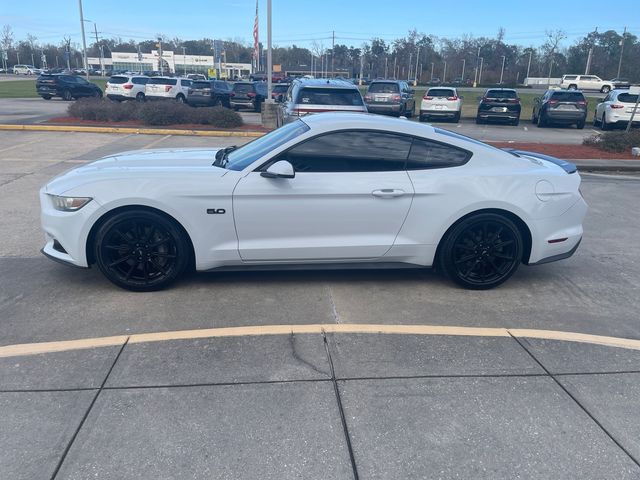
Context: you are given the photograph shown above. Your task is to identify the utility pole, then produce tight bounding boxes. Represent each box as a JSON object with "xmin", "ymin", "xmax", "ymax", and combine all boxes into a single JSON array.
[
  {"xmin": 393, "ymin": 56, "xmax": 397, "ymax": 79},
  {"xmin": 461, "ymin": 58, "xmax": 466, "ymax": 80},
  {"xmin": 585, "ymin": 27, "xmax": 597, "ymax": 75},
  {"xmin": 359, "ymin": 52, "xmax": 364, "ymax": 86},
  {"xmin": 617, "ymin": 27, "xmax": 627, "ymax": 78},
  {"xmin": 158, "ymin": 39, "xmax": 163, "ymax": 75},
  {"xmin": 479, "ymin": 57, "xmax": 484, "ymax": 84},
  {"xmin": 182, "ymin": 46, "xmax": 186, "ymax": 75},
  {"xmin": 526, "ymin": 49, "xmax": 532, "ymax": 81},
  {"xmin": 430, "ymin": 62, "xmax": 434, "ymax": 80},
  {"xmin": 473, "ymin": 45, "xmax": 481, "ymax": 86},
  {"xmin": 408, "ymin": 52, "xmax": 412, "ymax": 81},
  {"xmin": 500, "ymin": 55, "xmax": 506, "ymax": 84},
  {"xmin": 78, "ymin": 0, "xmax": 89, "ymax": 78},
  {"xmin": 414, "ymin": 47, "xmax": 420, "ymax": 86},
  {"xmin": 331, "ymin": 30, "xmax": 335, "ymax": 78},
  {"xmin": 443, "ymin": 61, "xmax": 447, "ymax": 83},
  {"xmin": 93, "ymin": 23, "xmax": 104, "ymax": 75},
  {"xmin": 385, "ymin": 56, "xmax": 388, "ymax": 78}
]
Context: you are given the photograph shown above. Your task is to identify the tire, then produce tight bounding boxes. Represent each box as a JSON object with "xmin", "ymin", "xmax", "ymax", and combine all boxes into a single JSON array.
[
  {"xmin": 94, "ymin": 210, "xmax": 190, "ymax": 291},
  {"xmin": 531, "ymin": 110, "xmax": 538, "ymax": 125},
  {"xmin": 62, "ymin": 89, "xmax": 73, "ymax": 101},
  {"xmin": 593, "ymin": 112, "xmax": 600, "ymax": 127},
  {"xmin": 136, "ymin": 92, "xmax": 145, "ymax": 102},
  {"xmin": 419, "ymin": 114, "xmax": 426, "ymax": 122},
  {"xmin": 42, "ymin": 96, "xmax": 52, "ymax": 100},
  {"xmin": 93, "ymin": 90, "xmax": 102, "ymax": 98},
  {"xmin": 405, "ymin": 103, "xmax": 414, "ymax": 118},
  {"xmin": 601, "ymin": 114, "xmax": 610, "ymax": 131},
  {"xmin": 601, "ymin": 86, "xmax": 611, "ymax": 94},
  {"xmin": 453, "ymin": 112, "xmax": 460, "ymax": 123},
  {"xmin": 233, "ymin": 105, "xmax": 240, "ymax": 111},
  {"xmin": 512, "ymin": 118, "xmax": 520, "ymax": 126},
  {"xmin": 576, "ymin": 120, "xmax": 585, "ymax": 129},
  {"xmin": 176, "ymin": 94, "xmax": 185, "ymax": 104},
  {"xmin": 475, "ymin": 116, "xmax": 483, "ymax": 125},
  {"xmin": 437, "ymin": 213, "xmax": 523, "ymax": 290},
  {"xmin": 255, "ymin": 100, "xmax": 262, "ymax": 113},
  {"xmin": 568, "ymin": 84, "xmax": 577, "ymax": 90},
  {"xmin": 538, "ymin": 112, "xmax": 547, "ymax": 128}
]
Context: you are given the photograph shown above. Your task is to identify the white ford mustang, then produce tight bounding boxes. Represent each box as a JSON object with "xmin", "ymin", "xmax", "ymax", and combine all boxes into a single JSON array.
[{"xmin": 40, "ymin": 113, "xmax": 587, "ymax": 291}]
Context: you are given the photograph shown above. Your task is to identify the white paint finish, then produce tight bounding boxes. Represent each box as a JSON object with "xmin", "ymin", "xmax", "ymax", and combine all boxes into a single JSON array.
[{"xmin": 39, "ymin": 113, "xmax": 586, "ymax": 274}]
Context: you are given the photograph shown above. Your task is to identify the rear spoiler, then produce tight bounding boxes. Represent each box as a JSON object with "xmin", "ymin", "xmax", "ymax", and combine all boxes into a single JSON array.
[{"xmin": 503, "ymin": 149, "xmax": 577, "ymax": 174}]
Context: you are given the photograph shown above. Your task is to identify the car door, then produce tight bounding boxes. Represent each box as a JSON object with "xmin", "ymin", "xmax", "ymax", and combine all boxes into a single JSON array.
[
  {"xmin": 232, "ymin": 130, "xmax": 415, "ymax": 261},
  {"xmin": 74, "ymin": 76, "xmax": 93, "ymax": 97}
]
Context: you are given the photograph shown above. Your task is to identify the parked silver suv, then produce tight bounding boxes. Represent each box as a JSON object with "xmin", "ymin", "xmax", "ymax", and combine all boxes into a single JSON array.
[{"xmin": 279, "ymin": 78, "xmax": 367, "ymax": 125}]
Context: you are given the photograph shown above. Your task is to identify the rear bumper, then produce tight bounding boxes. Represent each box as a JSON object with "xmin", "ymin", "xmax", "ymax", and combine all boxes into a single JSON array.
[
  {"xmin": 106, "ymin": 93, "xmax": 134, "ymax": 101},
  {"xmin": 366, "ymin": 103, "xmax": 402, "ymax": 114},
  {"xmin": 546, "ymin": 111, "xmax": 586, "ymax": 122},
  {"xmin": 527, "ymin": 197, "xmax": 588, "ymax": 265},
  {"xmin": 478, "ymin": 110, "xmax": 520, "ymax": 120},
  {"xmin": 230, "ymin": 99, "xmax": 255, "ymax": 107},
  {"xmin": 421, "ymin": 109, "xmax": 459, "ymax": 118},
  {"xmin": 188, "ymin": 96, "xmax": 215, "ymax": 106}
]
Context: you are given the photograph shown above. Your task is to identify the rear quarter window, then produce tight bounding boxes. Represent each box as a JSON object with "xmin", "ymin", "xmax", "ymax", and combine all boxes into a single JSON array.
[{"xmin": 406, "ymin": 139, "xmax": 471, "ymax": 170}]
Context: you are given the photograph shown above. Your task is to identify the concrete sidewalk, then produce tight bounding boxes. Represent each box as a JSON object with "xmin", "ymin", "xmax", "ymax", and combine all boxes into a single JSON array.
[{"xmin": 2, "ymin": 331, "xmax": 640, "ymax": 479}]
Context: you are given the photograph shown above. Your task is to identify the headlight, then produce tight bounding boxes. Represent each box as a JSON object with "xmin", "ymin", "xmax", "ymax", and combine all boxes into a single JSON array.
[{"xmin": 49, "ymin": 195, "xmax": 92, "ymax": 212}]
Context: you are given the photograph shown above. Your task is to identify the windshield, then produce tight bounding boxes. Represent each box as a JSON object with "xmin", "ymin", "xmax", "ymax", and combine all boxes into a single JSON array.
[{"xmin": 225, "ymin": 120, "xmax": 310, "ymax": 171}]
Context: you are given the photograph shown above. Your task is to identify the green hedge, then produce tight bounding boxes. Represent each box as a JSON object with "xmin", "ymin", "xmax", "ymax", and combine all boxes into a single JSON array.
[{"xmin": 67, "ymin": 98, "xmax": 243, "ymax": 128}]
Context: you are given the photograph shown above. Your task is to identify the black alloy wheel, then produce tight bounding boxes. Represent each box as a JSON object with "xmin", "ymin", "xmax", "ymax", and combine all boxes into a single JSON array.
[
  {"xmin": 94, "ymin": 210, "xmax": 189, "ymax": 291},
  {"xmin": 438, "ymin": 213, "xmax": 523, "ymax": 290}
]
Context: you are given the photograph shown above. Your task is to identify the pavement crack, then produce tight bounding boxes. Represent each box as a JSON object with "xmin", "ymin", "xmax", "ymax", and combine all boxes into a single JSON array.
[
  {"xmin": 289, "ymin": 332, "xmax": 330, "ymax": 378},
  {"xmin": 326, "ymin": 284, "xmax": 341, "ymax": 324},
  {"xmin": 49, "ymin": 337, "xmax": 130, "ymax": 480},
  {"xmin": 508, "ymin": 331, "xmax": 640, "ymax": 470},
  {"xmin": 323, "ymin": 331, "xmax": 359, "ymax": 480}
]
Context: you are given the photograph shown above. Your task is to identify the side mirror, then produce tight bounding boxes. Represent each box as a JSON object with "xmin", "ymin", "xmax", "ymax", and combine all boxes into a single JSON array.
[
  {"xmin": 459, "ymin": 95, "xmax": 464, "ymax": 99},
  {"xmin": 261, "ymin": 160, "xmax": 295, "ymax": 179}
]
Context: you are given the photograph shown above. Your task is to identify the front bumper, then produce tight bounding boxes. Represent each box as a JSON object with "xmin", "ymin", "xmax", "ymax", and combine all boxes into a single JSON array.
[{"xmin": 40, "ymin": 190, "xmax": 102, "ymax": 268}]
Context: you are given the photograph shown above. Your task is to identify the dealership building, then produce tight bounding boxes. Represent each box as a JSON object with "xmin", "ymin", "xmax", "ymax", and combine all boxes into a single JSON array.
[{"xmin": 87, "ymin": 50, "xmax": 252, "ymax": 78}]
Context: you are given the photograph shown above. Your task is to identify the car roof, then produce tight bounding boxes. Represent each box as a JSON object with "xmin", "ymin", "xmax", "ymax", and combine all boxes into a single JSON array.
[
  {"xmin": 370, "ymin": 79, "xmax": 403, "ymax": 84},
  {"xmin": 486, "ymin": 88, "xmax": 516, "ymax": 92},
  {"xmin": 293, "ymin": 78, "xmax": 358, "ymax": 89}
]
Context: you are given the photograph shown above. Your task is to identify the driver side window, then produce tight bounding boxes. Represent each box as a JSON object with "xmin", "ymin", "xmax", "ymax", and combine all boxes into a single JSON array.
[{"xmin": 274, "ymin": 131, "xmax": 412, "ymax": 172}]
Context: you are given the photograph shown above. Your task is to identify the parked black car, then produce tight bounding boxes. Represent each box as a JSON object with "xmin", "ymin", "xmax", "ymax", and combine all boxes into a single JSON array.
[
  {"xmin": 364, "ymin": 80, "xmax": 415, "ymax": 117},
  {"xmin": 187, "ymin": 80, "xmax": 233, "ymax": 107},
  {"xmin": 532, "ymin": 90, "xmax": 587, "ymax": 129},
  {"xmin": 230, "ymin": 82, "xmax": 267, "ymax": 112},
  {"xmin": 36, "ymin": 74, "xmax": 102, "ymax": 100},
  {"xmin": 476, "ymin": 88, "xmax": 521, "ymax": 125}
]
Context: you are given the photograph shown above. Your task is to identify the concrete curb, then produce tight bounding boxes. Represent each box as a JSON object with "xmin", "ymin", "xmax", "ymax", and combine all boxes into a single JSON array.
[{"xmin": 0, "ymin": 124, "xmax": 266, "ymax": 137}]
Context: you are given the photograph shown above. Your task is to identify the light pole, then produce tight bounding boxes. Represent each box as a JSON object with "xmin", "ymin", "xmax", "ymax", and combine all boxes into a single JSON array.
[
  {"xmin": 443, "ymin": 61, "xmax": 447, "ymax": 83},
  {"xmin": 181, "ymin": 47, "xmax": 186, "ymax": 76},
  {"xmin": 526, "ymin": 49, "xmax": 532, "ymax": 81},
  {"xmin": 499, "ymin": 55, "xmax": 506, "ymax": 84},
  {"xmin": 461, "ymin": 58, "xmax": 466, "ymax": 81},
  {"xmin": 77, "ymin": 0, "xmax": 89, "ymax": 78},
  {"xmin": 617, "ymin": 27, "xmax": 627, "ymax": 78},
  {"xmin": 478, "ymin": 57, "xmax": 484, "ymax": 85},
  {"xmin": 430, "ymin": 62, "xmax": 434, "ymax": 81},
  {"xmin": 414, "ymin": 47, "xmax": 419, "ymax": 86},
  {"xmin": 266, "ymin": 0, "xmax": 273, "ymax": 102}
]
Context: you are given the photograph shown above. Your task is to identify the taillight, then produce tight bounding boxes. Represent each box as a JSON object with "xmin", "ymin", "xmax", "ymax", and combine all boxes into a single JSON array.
[
  {"xmin": 123, "ymin": 84, "xmax": 133, "ymax": 90},
  {"xmin": 364, "ymin": 94, "xmax": 372, "ymax": 101},
  {"xmin": 447, "ymin": 96, "xmax": 458, "ymax": 101},
  {"xmin": 577, "ymin": 100, "xmax": 587, "ymax": 107},
  {"xmin": 391, "ymin": 94, "xmax": 401, "ymax": 101},
  {"xmin": 247, "ymin": 92, "xmax": 256, "ymax": 98},
  {"xmin": 423, "ymin": 95, "xmax": 433, "ymax": 100},
  {"xmin": 548, "ymin": 100, "xmax": 559, "ymax": 105},
  {"xmin": 508, "ymin": 98, "xmax": 520, "ymax": 103},
  {"xmin": 611, "ymin": 104, "xmax": 624, "ymax": 109},
  {"xmin": 165, "ymin": 86, "xmax": 172, "ymax": 92},
  {"xmin": 230, "ymin": 92, "xmax": 235, "ymax": 97}
]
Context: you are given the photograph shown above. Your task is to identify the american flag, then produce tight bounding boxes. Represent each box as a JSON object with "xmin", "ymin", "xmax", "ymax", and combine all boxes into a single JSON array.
[{"xmin": 253, "ymin": 0, "xmax": 259, "ymax": 66}]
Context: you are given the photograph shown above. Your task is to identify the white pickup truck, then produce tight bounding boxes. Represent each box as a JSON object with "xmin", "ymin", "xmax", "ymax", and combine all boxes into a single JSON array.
[{"xmin": 560, "ymin": 75, "xmax": 614, "ymax": 93}]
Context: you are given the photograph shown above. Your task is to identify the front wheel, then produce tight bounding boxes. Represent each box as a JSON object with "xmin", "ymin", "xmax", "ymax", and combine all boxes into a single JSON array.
[
  {"xmin": 94, "ymin": 210, "xmax": 190, "ymax": 291},
  {"xmin": 437, "ymin": 213, "xmax": 523, "ymax": 290},
  {"xmin": 62, "ymin": 89, "xmax": 73, "ymax": 101}
]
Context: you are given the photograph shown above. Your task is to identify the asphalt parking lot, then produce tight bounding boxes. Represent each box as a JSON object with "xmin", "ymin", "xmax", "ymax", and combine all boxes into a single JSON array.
[{"xmin": 1, "ymin": 130, "xmax": 640, "ymax": 479}]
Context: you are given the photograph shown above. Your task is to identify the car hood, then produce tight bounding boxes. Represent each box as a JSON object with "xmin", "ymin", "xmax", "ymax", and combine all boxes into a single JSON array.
[{"xmin": 45, "ymin": 147, "xmax": 227, "ymax": 194}]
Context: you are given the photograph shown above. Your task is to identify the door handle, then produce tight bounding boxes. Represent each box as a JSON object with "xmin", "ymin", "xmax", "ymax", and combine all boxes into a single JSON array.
[{"xmin": 372, "ymin": 189, "xmax": 405, "ymax": 198}]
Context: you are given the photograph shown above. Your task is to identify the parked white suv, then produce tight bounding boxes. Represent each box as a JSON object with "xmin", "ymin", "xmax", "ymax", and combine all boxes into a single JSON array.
[
  {"xmin": 105, "ymin": 75, "xmax": 149, "ymax": 102},
  {"xmin": 13, "ymin": 64, "xmax": 40, "ymax": 75},
  {"xmin": 144, "ymin": 77, "xmax": 192, "ymax": 102},
  {"xmin": 594, "ymin": 89, "xmax": 640, "ymax": 130},
  {"xmin": 419, "ymin": 87, "xmax": 463, "ymax": 123},
  {"xmin": 560, "ymin": 75, "xmax": 613, "ymax": 93}
]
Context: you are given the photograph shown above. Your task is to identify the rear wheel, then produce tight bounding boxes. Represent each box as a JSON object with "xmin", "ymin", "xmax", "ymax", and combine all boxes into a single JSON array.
[
  {"xmin": 438, "ymin": 213, "xmax": 523, "ymax": 290},
  {"xmin": 601, "ymin": 86, "xmax": 611, "ymax": 93},
  {"xmin": 176, "ymin": 94, "xmax": 186, "ymax": 104},
  {"xmin": 453, "ymin": 112, "xmax": 461, "ymax": 123},
  {"xmin": 94, "ymin": 210, "xmax": 190, "ymax": 291},
  {"xmin": 136, "ymin": 92, "xmax": 145, "ymax": 102},
  {"xmin": 475, "ymin": 116, "xmax": 483, "ymax": 125},
  {"xmin": 419, "ymin": 114, "xmax": 426, "ymax": 122},
  {"xmin": 511, "ymin": 118, "xmax": 520, "ymax": 126},
  {"xmin": 538, "ymin": 112, "xmax": 547, "ymax": 128},
  {"xmin": 576, "ymin": 120, "xmax": 585, "ymax": 129},
  {"xmin": 62, "ymin": 89, "xmax": 73, "ymax": 101},
  {"xmin": 568, "ymin": 84, "xmax": 577, "ymax": 90},
  {"xmin": 593, "ymin": 112, "xmax": 601, "ymax": 127},
  {"xmin": 601, "ymin": 114, "xmax": 610, "ymax": 130},
  {"xmin": 42, "ymin": 96, "xmax": 52, "ymax": 100}
]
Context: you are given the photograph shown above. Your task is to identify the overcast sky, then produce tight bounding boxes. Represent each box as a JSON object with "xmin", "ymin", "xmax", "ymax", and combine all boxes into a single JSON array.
[{"xmin": 2, "ymin": 0, "xmax": 638, "ymax": 49}]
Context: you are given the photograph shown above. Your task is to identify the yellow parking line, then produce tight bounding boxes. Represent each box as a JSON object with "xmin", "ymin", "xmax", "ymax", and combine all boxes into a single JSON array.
[
  {"xmin": 0, "ymin": 124, "xmax": 265, "ymax": 137},
  {"xmin": 143, "ymin": 134, "xmax": 172, "ymax": 149},
  {"xmin": 0, "ymin": 137, "xmax": 47, "ymax": 154},
  {"xmin": 2, "ymin": 324, "xmax": 640, "ymax": 359}
]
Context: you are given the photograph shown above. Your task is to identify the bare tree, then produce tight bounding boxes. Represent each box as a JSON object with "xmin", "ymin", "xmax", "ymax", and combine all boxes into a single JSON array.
[
  {"xmin": 542, "ymin": 29, "xmax": 566, "ymax": 85},
  {"xmin": 1, "ymin": 25, "xmax": 13, "ymax": 52}
]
